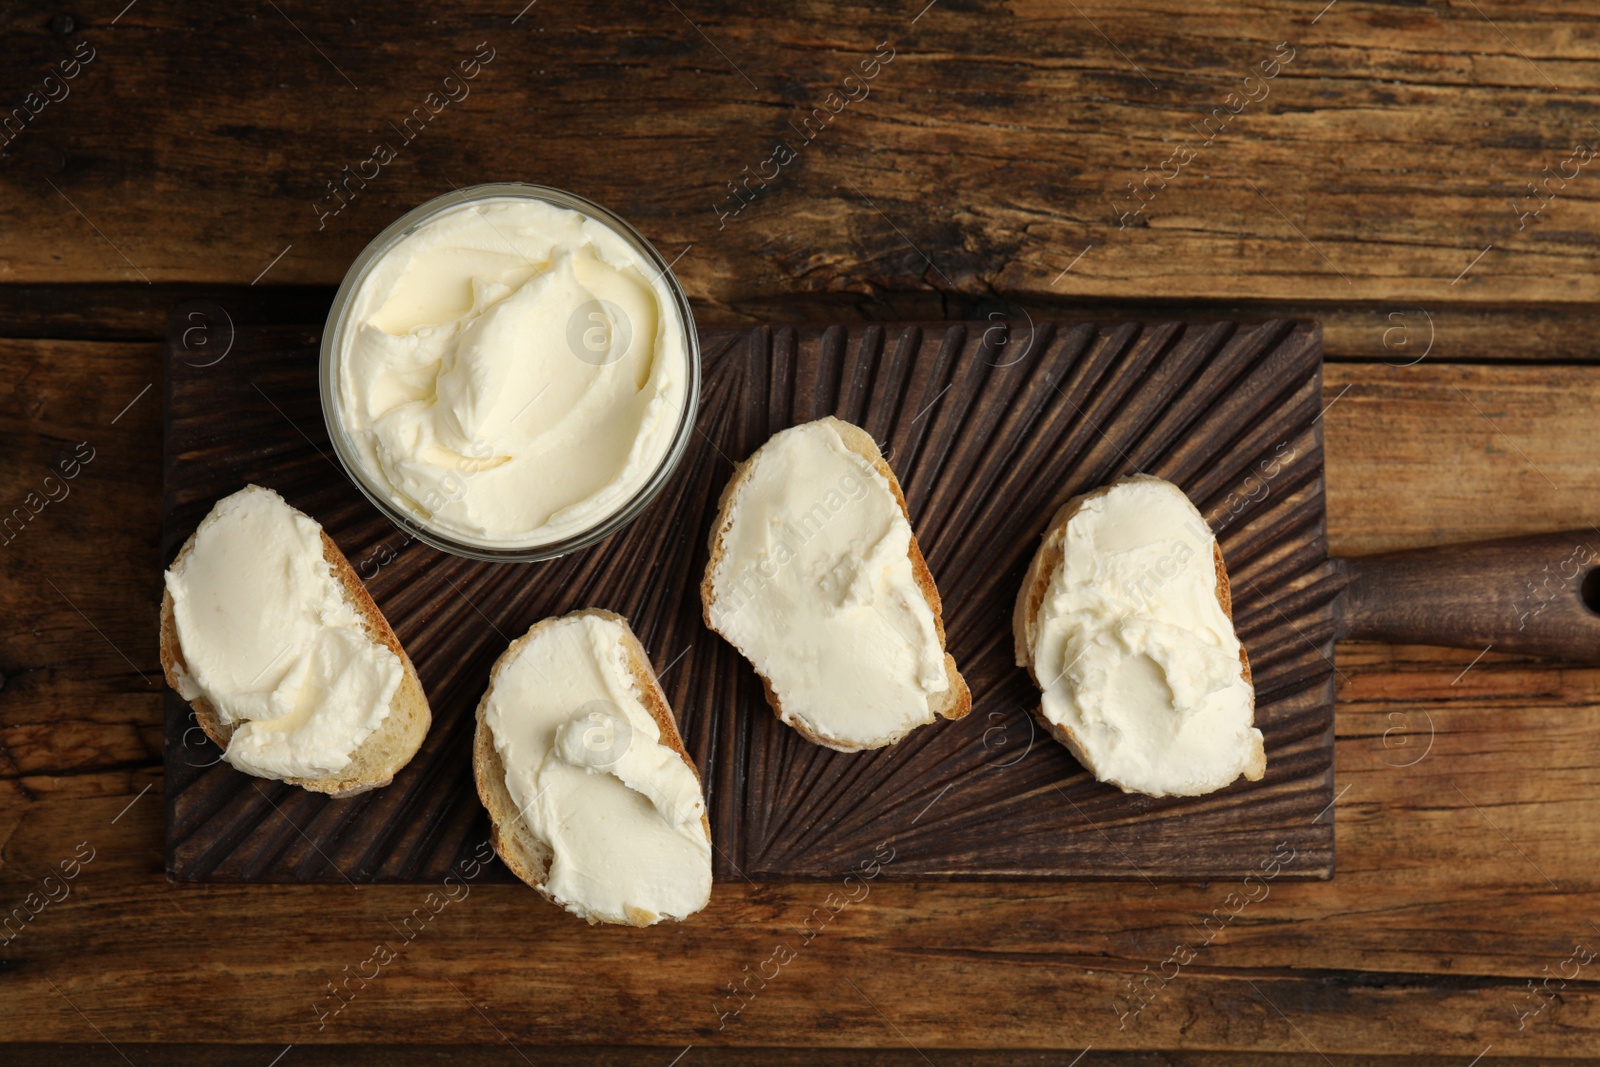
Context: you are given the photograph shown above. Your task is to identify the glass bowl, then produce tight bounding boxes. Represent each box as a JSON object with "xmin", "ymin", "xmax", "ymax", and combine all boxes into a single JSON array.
[{"xmin": 319, "ymin": 183, "xmax": 700, "ymax": 562}]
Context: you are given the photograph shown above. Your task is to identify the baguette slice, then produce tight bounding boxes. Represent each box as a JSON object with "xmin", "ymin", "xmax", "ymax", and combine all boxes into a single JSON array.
[
  {"xmin": 473, "ymin": 608, "xmax": 712, "ymax": 926},
  {"xmin": 701, "ymin": 416, "xmax": 971, "ymax": 753},
  {"xmin": 159, "ymin": 490, "xmax": 430, "ymax": 798},
  {"xmin": 1013, "ymin": 475, "xmax": 1262, "ymax": 797}
]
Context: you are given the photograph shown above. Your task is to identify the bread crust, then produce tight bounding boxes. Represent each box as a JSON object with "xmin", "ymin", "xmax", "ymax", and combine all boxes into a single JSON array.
[
  {"xmin": 699, "ymin": 416, "xmax": 971, "ymax": 753},
  {"xmin": 159, "ymin": 499, "xmax": 430, "ymax": 798},
  {"xmin": 471, "ymin": 607, "xmax": 711, "ymax": 927},
  {"xmin": 1011, "ymin": 475, "xmax": 1263, "ymax": 792}
]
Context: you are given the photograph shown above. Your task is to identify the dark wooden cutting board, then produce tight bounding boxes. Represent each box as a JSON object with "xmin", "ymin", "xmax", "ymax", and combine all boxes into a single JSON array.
[{"xmin": 161, "ymin": 315, "xmax": 1338, "ymax": 883}]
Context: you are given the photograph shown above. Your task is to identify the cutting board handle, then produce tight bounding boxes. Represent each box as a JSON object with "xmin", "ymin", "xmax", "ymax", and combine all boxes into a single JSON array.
[{"xmin": 1334, "ymin": 531, "xmax": 1600, "ymax": 662}]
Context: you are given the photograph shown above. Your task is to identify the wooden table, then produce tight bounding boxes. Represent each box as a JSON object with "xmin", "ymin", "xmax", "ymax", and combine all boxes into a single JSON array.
[{"xmin": 3, "ymin": 2, "xmax": 1598, "ymax": 1062}]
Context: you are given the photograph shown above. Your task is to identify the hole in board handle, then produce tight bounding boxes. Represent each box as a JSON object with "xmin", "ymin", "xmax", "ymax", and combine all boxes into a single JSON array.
[{"xmin": 1583, "ymin": 567, "xmax": 1600, "ymax": 616}]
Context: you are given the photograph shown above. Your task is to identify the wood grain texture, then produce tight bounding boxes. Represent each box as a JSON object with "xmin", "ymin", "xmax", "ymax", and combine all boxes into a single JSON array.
[
  {"xmin": 10, "ymin": 1049, "xmax": 1599, "ymax": 1067},
  {"xmin": 1337, "ymin": 531, "xmax": 1600, "ymax": 660},
  {"xmin": 2, "ymin": 2, "xmax": 1599, "ymax": 310},
  {"xmin": 2, "ymin": 337, "xmax": 1599, "ymax": 1054},
  {"xmin": 161, "ymin": 318, "xmax": 1335, "ymax": 883},
  {"xmin": 1322, "ymin": 363, "xmax": 1600, "ymax": 556},
  {"xmin": 10, "ymin": 286, "xmax": 1600, "ymax": 372}
]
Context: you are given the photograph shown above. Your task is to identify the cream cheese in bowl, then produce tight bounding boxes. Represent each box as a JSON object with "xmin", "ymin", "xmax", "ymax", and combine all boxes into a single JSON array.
[{"xmin": 321, "ymin": 184, "xmax": 698, "ymax": 560}]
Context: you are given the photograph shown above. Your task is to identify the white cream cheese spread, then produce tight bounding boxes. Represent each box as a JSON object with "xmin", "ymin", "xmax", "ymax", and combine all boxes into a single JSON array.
[
  {"xmin": 163, "ymin": 485, "xmax": 403, "ymax": 780},
  {"xmin": 484, "ymin": 612, "xmax": 711, "ymax": 925},
  {"xmin": 334, "ymin": 195, "xmax": 690, "ymax": 549},
  {"xmin": 1024, "ymin": 475, "xmax": 1263, "ymax": 797},
  {"xmin": 705, "ymin": 418, "xmax": 950, "ymax": 750}
]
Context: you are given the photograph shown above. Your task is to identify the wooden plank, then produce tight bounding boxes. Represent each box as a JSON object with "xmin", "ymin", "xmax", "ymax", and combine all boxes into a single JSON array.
[
  {"xmin": 1323, "ymin": 363, "xmax": 1600, "ymax": 555},
  {"xmin": 0, "ymin": 285, "xmax": 334, "ymax": 342},
  {"xmin": 3, "ymin": 339, "xmax": 1600, "ymax": 1053},
  {"xmin": 0, "ymin": 4, "xmax": 1597, "ymax": 304},
  {"xmin": 4, "ymin": 287, "xmax": 1600, "ymax": 370},
  {"xmin": 5, "ymin": 1048, "xmax": 1592, "ymax": 1067},
  {"xmin": 0, "ymin": 339, "xmax": 163, "ymax": 805}
]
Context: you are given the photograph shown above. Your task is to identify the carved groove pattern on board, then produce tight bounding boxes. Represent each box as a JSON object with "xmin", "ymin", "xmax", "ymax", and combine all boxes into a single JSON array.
[{"xmin": 162, "ymin": 319, "xmax": 1335, "ymax": 883}]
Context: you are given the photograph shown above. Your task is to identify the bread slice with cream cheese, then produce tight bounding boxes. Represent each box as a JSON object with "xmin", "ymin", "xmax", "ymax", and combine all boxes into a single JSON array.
[
  {"xmin": 473, "ymin": 608, "xmax": 712, "ymax": 927},
  {"xmin": 700, "ymin": 416, "xmax": 970, "ymax": 752},
  {"xmin": 1014, "ymin": 474, "xmax": 1263, "ymax": 797},
  {"xmin": 159, "ymin": 485, "xmax": 430, "ymax": 798}
]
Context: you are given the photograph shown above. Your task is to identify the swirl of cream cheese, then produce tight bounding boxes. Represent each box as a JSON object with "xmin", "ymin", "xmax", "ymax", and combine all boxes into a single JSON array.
[{"xmin": 335, "ymin": 196, "xmax": 689, "ymax": 549}]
